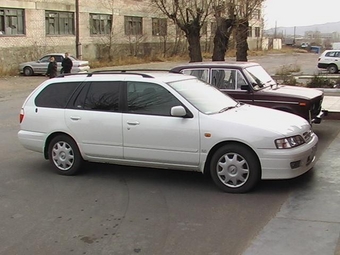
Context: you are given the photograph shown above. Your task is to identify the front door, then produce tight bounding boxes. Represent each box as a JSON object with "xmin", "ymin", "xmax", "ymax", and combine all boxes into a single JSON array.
[{"xmin": 122, "ymin": 81, "xmax": 200, "ymax": 166}]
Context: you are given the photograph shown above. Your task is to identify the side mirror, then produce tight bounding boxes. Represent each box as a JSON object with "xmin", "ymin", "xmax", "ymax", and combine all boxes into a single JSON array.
[
  {"xmin": 241, "ymin": 85, "xmax": 250, "ymax": 91},
  {"xmin": 171, "ymin": 106, "xmax": 187, "ymax": 117}
]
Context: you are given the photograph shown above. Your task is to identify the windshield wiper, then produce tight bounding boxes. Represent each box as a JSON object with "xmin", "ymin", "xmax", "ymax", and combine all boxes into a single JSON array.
[{"xmin": 219, "ymin": 103, "xmax": 239, "ymax": 113}]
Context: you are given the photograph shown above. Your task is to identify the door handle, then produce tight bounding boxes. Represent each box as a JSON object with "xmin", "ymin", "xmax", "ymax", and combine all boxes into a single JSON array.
[
  {"xmin": 70, "ymin": 116, "xmax": 81, "ymax": 120},
  {"xmin": 127, "ymin": 121, "xmax": 140, "ymax": 125}
]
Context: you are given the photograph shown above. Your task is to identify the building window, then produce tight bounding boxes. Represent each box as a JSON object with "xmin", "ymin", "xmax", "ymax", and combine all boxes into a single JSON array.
[
  {"xmin": 45, "ymin": 11, "xmax": 74, "ymax": 35},
  {"xmin": 90, "ymin": 14, "xmax": 112, "ymax": 35},
  {"xmin": 124, "ymin": 16, "xmax": 142, "ymax": 35},
  {"xmin": 248, "ymin": 26, "xmax": 252, "ymax": 37},
  {"xmin": 152, "ymin": 18, "xmax": 167, "ymax": 36},
  {"xmin": 255, "ymin": 27, "xmax": 260, "ymax": 37},
  {"xmin": 0, "ymin": 8, "xmax": 25, "ymax": 35},
  {"xmin": 252, "ymin": 9, "xmax": 261, "ymax": 20}
]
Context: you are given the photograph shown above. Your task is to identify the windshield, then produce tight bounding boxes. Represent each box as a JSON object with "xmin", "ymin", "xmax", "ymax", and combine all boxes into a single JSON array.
[
  {"xmin": 244, "ymin": 65, "xmax": 276, "ymax": 90},
  {"xmin": 169, "ymin": 78, "xmax": 238, "ymax": 114}
]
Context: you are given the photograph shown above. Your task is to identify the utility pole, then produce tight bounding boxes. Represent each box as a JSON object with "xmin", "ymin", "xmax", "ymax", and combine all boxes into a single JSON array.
[{"xmin": 75, "ymin": 0, "xmax": 82, "ymax": 59}]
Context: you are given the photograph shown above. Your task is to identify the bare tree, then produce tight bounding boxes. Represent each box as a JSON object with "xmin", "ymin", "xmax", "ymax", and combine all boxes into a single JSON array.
[
  {"xmin": 152, "ymin": 0, "xmax": 214, "ymax": 62},
  {"xmin": 212, "ymin": 1, "xmax": 236, "ymax": 61},
  {"xmin": 233, "ymin": 0, "xmax": 264, "ymax": 61},
  {"xmin": 98, "ymin": 0, "xmax": 117, "ymax": 61}
]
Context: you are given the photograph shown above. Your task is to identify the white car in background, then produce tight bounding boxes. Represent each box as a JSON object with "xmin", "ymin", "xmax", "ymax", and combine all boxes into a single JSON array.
[
  {"xmin": 18, "ymin": 71, "xmax": 318, "ymax": 193},
  {"xmin": 317, "ymin": 50, "xmax": 340, "ymax": 74},
  {"xmin": 19, "ymin": 53, "xmax": 90, "ymax": 76}
]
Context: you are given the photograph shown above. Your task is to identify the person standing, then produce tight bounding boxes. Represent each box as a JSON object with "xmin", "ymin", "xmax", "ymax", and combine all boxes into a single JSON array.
[
  {"xmin": 46, "ymin": 56, "xmax": 58, "ymax": 78},
  {"xmin": 62, "ymin": 52, "xmax": 73, "ymax": 74}
]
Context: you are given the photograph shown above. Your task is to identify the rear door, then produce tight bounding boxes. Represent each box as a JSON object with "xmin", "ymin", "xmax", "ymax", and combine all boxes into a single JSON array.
[
  {"xmin": 65, "ymin": 80, "xmax": 124, "ymax": 159},
  {"xmin": 324, "ymin": 51, "xmax": 340, "ymax": 67}
]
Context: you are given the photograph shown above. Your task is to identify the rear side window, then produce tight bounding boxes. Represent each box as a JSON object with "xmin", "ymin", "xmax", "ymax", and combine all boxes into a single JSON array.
[
  {"xmin": 83, "ymin": 81, "xmax": 121, "ymax": 112},
  {"xmin": 181, "ymin": 69, "xmax": 209, "ymax": 83},
  {"xmin": 325, "ymin": 51, "xmax": 340, "ymax": 57},
  {"xmin": 35, "ymin": 82, "xmax": 80, "ymax": 108}
]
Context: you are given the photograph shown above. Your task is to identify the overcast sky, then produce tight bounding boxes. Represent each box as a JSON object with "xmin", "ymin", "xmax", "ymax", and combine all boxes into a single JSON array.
[{"xmin": 264, "ymin": 0, "xmax": 340, "ymax": 28}]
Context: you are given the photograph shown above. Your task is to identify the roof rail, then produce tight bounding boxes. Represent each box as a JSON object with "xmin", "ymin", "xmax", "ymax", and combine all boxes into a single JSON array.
[
  {"xmin": 57, "ymin": 72, "xmax": 89, "ymax": 78},
  {"xmin": 87, "ymin": 69, "xmax": 170, "ymax": 78}
]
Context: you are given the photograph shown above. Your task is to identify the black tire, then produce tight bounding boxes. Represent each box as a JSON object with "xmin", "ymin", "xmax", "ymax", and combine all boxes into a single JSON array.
[
  {"xmin": 48, "ymin": 135, "xmax": 83, "ymax": 175},
  {"xmin": 210, "ymin": 144, "xmax": 261, "ymax": 193},
  {"xmin": 23, "ymin": 67, "xmax": 33, "ymax": 76},
  {"xmin": 328, "ymin": 64, "xmax": 338, "ymax": 74}
]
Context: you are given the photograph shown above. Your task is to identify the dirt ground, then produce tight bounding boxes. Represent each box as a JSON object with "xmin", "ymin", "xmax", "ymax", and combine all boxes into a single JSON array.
[{"xmin": 0, "ymin": 52, "xmax": 322, "ymax": 102}]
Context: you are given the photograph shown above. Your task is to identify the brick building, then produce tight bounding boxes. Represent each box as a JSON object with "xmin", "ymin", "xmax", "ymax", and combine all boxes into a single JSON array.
[{"xmin": 0, "ymin": 0, "xmax": 264, "ymax": 72}]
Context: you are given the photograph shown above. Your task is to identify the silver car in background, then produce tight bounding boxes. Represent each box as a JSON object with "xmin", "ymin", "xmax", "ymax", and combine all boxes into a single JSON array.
[{"xmin": 19, "ymin": 53, "xmax": 90, "ymax": 76}]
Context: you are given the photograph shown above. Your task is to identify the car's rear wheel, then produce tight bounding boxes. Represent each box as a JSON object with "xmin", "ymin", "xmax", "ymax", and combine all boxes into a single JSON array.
[
  {"xmin": 23, "ymin": 67, "xmax": 34, "ymax": 76},
  {"xmin": 210, "ymin": 144, "xmax": 261, "ymax": 193},
  {"xmin": 328, "ymin": 64, "xmax": 338, "ymax": 74},
  {"xmin": 48, "ymin": 135, "xmax": 83, "ymax": 175}
]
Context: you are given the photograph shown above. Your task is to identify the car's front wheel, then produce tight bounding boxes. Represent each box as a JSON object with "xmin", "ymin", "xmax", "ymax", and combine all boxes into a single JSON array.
[
  {"xmin": 23, "ymin": 67, "xmax": 34, "ymax": 76},
  {"xmin": 328, "ymin": 64, "xmax": 339, "ymax": 74},
  {"xmin": 210, "ymin": 144, "xmax": 261, "ymax": 193},
  {"xmin": 48, "ymin": 135, "xmax": 83, "ymax": 175}
]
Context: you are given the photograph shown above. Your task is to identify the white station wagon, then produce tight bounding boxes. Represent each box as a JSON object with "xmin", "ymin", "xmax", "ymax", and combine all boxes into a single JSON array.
[{"xmin": 18, "ymin": 71, "xmax": 318, "ymax": 193}]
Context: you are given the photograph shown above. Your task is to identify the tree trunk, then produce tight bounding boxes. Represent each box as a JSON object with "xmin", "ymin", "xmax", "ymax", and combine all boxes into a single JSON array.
[
  {"xmin": 186, "ymin": 30, "xmax": 202, "ymax": 62},
  {"xmin": 212, "ymin": 18, "xmax": 234, "ymax": 61},
  {"xmin": 236, "ymin": 19, "xmax": 249, "ymax": 62}
]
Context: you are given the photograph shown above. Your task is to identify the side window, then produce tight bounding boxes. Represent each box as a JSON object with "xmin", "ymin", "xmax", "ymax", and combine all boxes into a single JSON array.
[
  {"xmin": 83, "ymin": 81, "xmax": 121, "ymax": 112},
  {"xmin": 181, "ymin": 69, "xmax": 209, "ymax": 83},
  {"xmin": 54, "ymin": 56, "xmax": 63, "ymax": 62},
  {"xmin": 335, "ymin": 52, "xmax": 340, "ymax": 57},
  {"xmin": 326, "ymin": 51, "xmax": 336, "ymax": 57},
  {"xmin": 35, "ymin": 82, "xmax": 80, "ymax": 108},
  {"xmin": 39, "ymin": 56, "xmax": 50, "ymax": 62},
  {"xmin": 127, "ymin": 82, "xmax": 181, "ymax": 116},
  {"xmin": 211, "ymin": 69, "xmax": 236, "ymax": 89},
  {"xmin": 236, "ymin": 70, "xmax": 248, "ymax": 90}
]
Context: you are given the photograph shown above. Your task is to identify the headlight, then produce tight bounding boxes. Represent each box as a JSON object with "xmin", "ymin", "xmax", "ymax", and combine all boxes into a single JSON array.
[{"xmin": 275, "ymin": 135, "xmax": 305, "ymax": 149}]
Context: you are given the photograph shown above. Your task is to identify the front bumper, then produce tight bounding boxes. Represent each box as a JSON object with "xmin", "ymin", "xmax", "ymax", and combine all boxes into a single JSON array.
[
  {"xmin": 312, "ymin": 109, "xmax": 328, "ymax": 124},
  {"xmin": 259, "ymin": 134, "xmax": 318, "ymax": 180}
]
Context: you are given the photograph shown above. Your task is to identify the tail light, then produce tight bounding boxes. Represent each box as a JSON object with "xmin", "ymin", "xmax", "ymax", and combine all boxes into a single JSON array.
[{"xmin": 19, "ymin": 108, "xmax": 24, "ymax": 123}]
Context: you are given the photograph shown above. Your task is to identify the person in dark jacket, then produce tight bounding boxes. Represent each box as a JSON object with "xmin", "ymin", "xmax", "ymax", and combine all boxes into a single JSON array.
[
  {"xmin": 46, "ymin": 56, "xmax": 58, "ymax": 78},
  {"xmin": 61, "ymin": 52, "xmax": 73, "ymax": 74}
]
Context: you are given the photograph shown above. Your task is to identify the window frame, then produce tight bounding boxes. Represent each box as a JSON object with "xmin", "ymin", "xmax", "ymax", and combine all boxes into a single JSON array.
[
  {"xmin": 152, "ymin": 18, "xmax": 167, "ymax": 36},
  {"xmin": 90, "ymin": 13, "xmax": 112, "ymax": 35},
  {"xmin": 255, "ymin": 27, "xmax": 260, "ymax": 38},
  {"xmin": 0, "ymin": 8, "xmax": 25, "ymax": 36},
  {"xmin": 124, "ymin": 16, "xmax": 143, "ymax": 36},
  {"xmin": 45, "ymin": 10, "xmax": 75, "ymax": 36}
]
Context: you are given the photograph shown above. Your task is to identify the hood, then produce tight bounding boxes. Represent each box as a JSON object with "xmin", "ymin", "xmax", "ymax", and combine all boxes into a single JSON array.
[
  {"xmin": 262, "ymin": 85, "xmax": 323, "ymax": 100},
  {"xmin": 213, "ymin": 104, "xmax": 310, "ymax": 136}
]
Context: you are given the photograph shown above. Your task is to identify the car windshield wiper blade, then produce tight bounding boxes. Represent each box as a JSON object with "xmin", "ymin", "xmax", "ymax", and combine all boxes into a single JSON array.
[{"xmin": 219, "ymin": 104, "xmax": 238, "ymax": 113}]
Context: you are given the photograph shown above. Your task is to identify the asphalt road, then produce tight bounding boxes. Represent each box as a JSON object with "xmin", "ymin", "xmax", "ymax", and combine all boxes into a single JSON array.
[{"xmin": 1, "ymin": 54, "xmax": 340, "ymax": 255}]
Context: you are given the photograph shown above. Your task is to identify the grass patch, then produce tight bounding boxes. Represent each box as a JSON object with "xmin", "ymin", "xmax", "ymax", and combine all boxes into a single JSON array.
[
  {"xmin": 0, "ymin": 65, "xmax": 19, "ymax": 77},
  {"xmin": 306, "ymin": 75, "xmax": 339, "ymax": 88}
]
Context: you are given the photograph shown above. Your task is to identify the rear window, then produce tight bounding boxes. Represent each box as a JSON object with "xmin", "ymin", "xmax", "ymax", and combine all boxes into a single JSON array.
[{"xmin": 35, "ymin": 82, "xmax": 80, "ymax": 108}]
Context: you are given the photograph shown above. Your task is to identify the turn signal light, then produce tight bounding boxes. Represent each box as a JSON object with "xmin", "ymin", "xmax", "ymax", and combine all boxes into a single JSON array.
[{"xmin": 19, "ymin": 108, "xmax": 24, "ymax": 123}]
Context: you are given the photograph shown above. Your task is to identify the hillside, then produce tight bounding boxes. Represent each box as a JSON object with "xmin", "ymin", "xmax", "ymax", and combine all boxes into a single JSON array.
[{"xmin": 265, "ymin": 21, "xmax": 340, "ymax": 36}]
